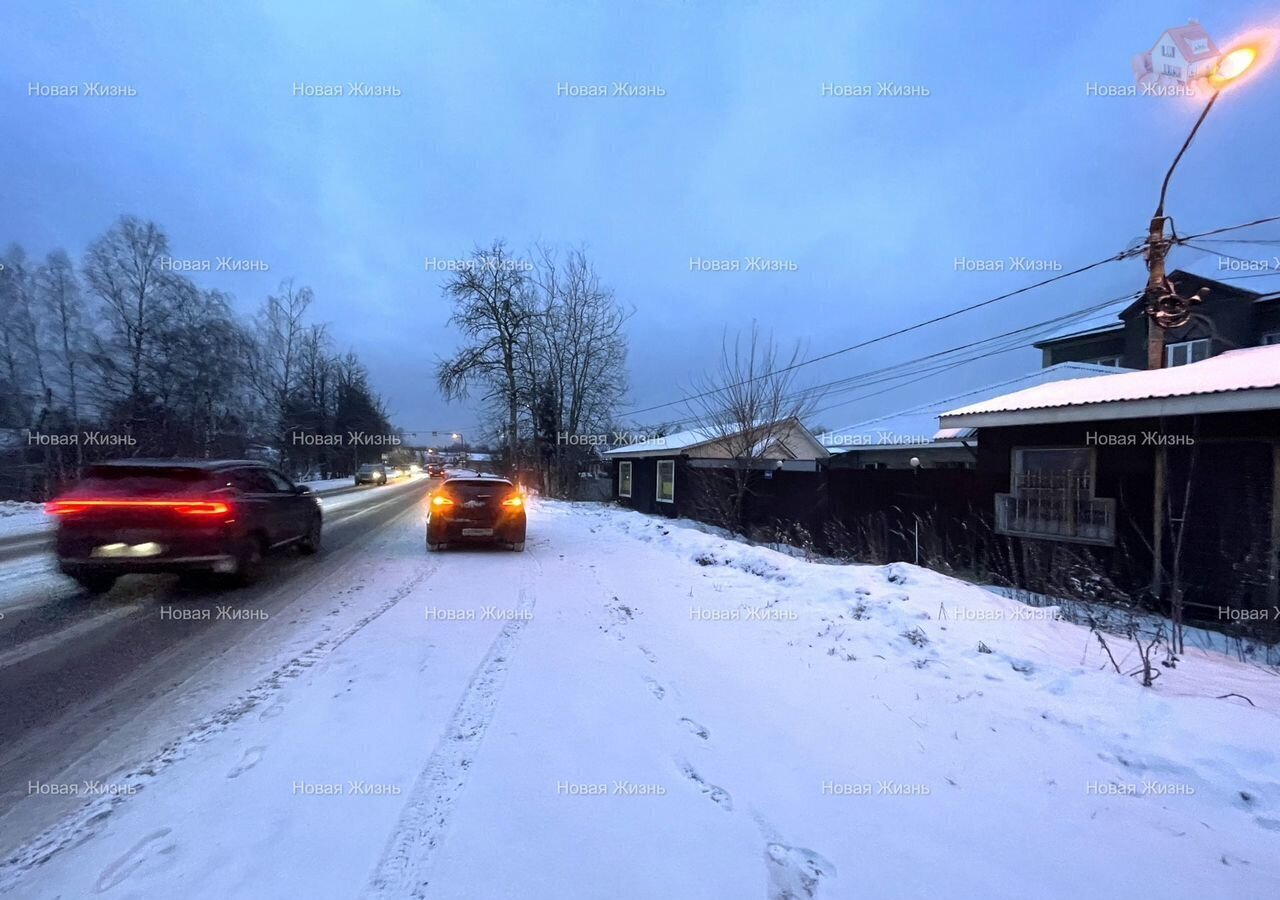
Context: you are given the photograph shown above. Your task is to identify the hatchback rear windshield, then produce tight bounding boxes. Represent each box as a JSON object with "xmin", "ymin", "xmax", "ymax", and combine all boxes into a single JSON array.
[
  {"xmin": 73, "ymin": 467, "xmax": 210, "ymax": 497},
  {"xmin": 358, "ymin": 464, "xmax": 384, "ymax": 472},
  {"xmin": 443, "ymin": 480, "xmax": 513, "ymax": 498}
]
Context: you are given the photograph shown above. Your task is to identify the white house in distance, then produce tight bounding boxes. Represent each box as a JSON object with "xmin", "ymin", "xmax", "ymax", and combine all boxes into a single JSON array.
[{"xmin": 1132, "ymin": 21, "xmax": 1220, "ymax": 89}]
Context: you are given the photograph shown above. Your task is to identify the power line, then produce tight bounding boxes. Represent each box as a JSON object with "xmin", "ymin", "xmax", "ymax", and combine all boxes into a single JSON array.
[
  {"xmin": 1175, "ymin": 215, "xmax": 1280, "ymax": 243},
  {"xmin": 621, "ymin": 247, "xmax": 1141, "ymax": 418},
  {"xmin": 638, "ymin": 290, "xmax": 1139, "ymax": 430},
  {"xmin": 623, "ymin": 213, "xmax": 1278, "ymax": 423}
]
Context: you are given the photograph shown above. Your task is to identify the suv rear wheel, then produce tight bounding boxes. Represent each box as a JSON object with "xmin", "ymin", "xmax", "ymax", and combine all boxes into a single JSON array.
[{"xmin": 228, "ymin": 535, "xmax": 265, "ymax": 586}]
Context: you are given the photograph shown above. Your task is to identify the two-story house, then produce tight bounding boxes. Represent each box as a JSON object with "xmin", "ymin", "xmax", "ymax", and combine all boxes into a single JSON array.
[
  {"xmin": 1034, "ymin": 270, "xmax": 1280, "ymax": 371},
  {"xmin": 1132, "ymin": 21, "xmax": 1220, "ymax": 88}
]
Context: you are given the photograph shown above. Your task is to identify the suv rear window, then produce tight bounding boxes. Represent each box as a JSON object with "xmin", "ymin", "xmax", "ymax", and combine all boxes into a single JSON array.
[
  {"xmin": 358, "ymin": 464, "xmax": 384, "ymax": 473},
  {"xmin": 74, "ymin": 466, "xmax": 210, "ymax": 497}
]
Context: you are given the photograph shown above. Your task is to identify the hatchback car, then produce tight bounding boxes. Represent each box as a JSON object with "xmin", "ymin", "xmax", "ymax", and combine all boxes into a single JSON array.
[
  {"xmin": 47, "ymin": 459, "xmax": 322, "ymax": 592},
  {"xmin": 354, "ymin": 463, "xmax": 387, "ymax": 485},
  {"xmin": 426, "ymin": 477, "xmax": 526, "ymax": 551}
]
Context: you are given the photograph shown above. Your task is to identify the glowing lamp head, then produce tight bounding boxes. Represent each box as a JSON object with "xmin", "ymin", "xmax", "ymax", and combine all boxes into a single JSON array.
[
  {"xmin": 431, "ymin": 494, "xmax": 453, "ymax": 507},
  {"xmin": 1210, "ymin": 46, "xmax": 1258, "ymax": 87}
]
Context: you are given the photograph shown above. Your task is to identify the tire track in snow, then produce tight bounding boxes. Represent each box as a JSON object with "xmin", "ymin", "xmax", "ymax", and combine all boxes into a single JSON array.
[
  {"xmin": 0, "ymin": 563, "xmax": 436, "ymax": 897},
  {"xmin": 364, "ymin": 579, "xmax": 537, "ymax": 900}
]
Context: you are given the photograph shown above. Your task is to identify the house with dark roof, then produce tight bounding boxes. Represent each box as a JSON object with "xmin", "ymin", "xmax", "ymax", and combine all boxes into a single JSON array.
[
  {"xmin": 1034, "ymin": 270, "xmax": 1280, "ymax": 371},
  {"xmin": 939, "ymin": 345, "xmax": 1280, "ymax": 616}
]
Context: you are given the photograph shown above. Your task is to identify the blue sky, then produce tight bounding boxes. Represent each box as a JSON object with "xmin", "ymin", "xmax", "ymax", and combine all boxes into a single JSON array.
[{"xmin": 6, "ymin": 0, "xmax": 1280, "ymax": 437}]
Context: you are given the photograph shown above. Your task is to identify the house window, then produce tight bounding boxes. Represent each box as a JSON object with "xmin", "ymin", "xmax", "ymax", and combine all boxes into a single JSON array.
[
  {"xmin": 1262, "ymin": 332, "xmax": 1280, "ymax": 346},
  {"xmin": 618, "ymin": 461, "xmax": 632, "ymax": 499},
  {"xmin": 1162, "ymin": 64, "xmax": 1182, "ymax": 77},
  {"xmin": 1086, "ymin": 356, "xmax": 1122, "ymax": 367},
  {"xmin": 1161, "ymin": 44, "xmax": 1176, "ymax": 58},
  {"xmin": 1165, "ymin": 338, "xmax": 1209, "ymax": 367},
  {"xmin": 656, "ymin": 459, "xmax": 675, "ymax": 504},
  {"xmin": 995, "ymin": 447, "xmax": 1116, "ymax": 545}
]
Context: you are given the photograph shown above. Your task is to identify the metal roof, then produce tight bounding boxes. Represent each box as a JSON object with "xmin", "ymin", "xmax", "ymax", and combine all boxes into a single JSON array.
[
  {"xmin": 940, "ymin": 345, "xmax": 1280, "ymax": 427},
  {"xmin": 818, "ymin": 362, "xmax": 1134, "ymax": 452}
]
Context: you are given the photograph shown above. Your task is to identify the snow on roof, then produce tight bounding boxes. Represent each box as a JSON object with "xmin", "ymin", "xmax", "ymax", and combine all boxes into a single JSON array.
[
  {"xmin": 940, "ymin": 345, "xmax": 1280, "ymax": 427},
  {"xmin": 604, "ymin": 418, "xmax": 819, "ymax": 457},
  {"xmin": 604, "ymin": 426, "xmax": 718, "ymax": 456},
  {"xmin": 818, "ymin": 362, "xmax": 1133, "ymax": 452}
]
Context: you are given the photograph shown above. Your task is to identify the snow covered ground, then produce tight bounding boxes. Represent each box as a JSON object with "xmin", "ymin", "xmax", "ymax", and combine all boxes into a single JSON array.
[
  {"xmin": 1, "ymin": 500, "xmax": 1276, "ymax": 899},
  {"xmin": 0, "ymin": 501, "xmax": 49, "ymax": 539}
]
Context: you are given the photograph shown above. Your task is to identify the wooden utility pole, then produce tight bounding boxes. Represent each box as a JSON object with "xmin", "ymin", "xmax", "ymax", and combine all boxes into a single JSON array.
[{"xmin": 1144, "ymin": 214, "xmax": 1170, "ymax": 371}]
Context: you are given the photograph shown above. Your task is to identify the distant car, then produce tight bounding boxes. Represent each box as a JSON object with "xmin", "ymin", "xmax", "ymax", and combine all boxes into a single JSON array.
[
  {"xmin": 426, "ymin": 464, "xmax": 444, "ymax": 478},
  {"xmin": 427, "ymin": 477, "xmax": 526, "ymax": 552},
  {"xmin": 47, "ymin": 459, "xmax": 322, "ymax": 593},
  {"xmin": 386, "ymin": 466, "xmax": 403, "ymax": 479},
  {"xmin": 355, "ymin": 463, "xmax": 387, "ymax": 485}
]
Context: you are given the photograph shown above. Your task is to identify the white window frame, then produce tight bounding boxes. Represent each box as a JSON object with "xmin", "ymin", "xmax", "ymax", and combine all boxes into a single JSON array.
[
  {"xmin": 1262, "ymin": 332, "xmax": 1280, "ymax": 346},
  {"xmin": 617, "ymin": 460, "xmax": 632, "ymax": 499},
  {"xmin": 1165, "ymin": 338, "xmax": 1209, "ymax": 367},
  {"xmin": 1086, "ymin": 355, "xmax": 1122, "ymax": 367},
  {"xmin": 655, "ymin": 459, "xmax": 675, "ymax": 504}
]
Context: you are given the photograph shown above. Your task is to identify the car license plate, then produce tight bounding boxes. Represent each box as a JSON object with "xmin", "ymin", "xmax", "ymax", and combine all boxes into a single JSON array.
[{"xmin": 461, "ymin": 528, "xmax": 493, "ymax": 537}]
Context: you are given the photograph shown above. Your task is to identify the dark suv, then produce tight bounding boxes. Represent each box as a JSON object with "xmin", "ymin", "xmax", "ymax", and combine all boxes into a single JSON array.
[
  {"xmin": 427, "ymin": 477, "xmax": 526, "ymax": 551},
  {"xmin": 355, "ymin": 463, "xmax": 387, "ymax": 485},
  {"xmin": 47, "ymin": 459, "xmax": 323, "ymax": 593}
]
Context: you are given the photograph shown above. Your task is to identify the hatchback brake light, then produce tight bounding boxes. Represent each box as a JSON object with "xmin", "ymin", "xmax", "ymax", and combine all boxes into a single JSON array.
[
  {"xmin": 501, "ymin": 494, "xmax": 524, "ymax": 508},
  {"xmin": 431, "ymin": 494, "xmax": 454, "ymax": 507}
]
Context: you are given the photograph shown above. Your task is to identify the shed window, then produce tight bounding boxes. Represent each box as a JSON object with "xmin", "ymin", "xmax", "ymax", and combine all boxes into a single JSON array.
[
  {"xmin": 618, "ymin": 461, "xmax": 632, "ymax": 499},
  {"xmin": 995, "ymin": 447, "xmax": 1115, "ymax": 545},
  {"xmin": 656, "ymin": 460, "xmax": 675, "ymax": 504},
  {"xmin": 1086, "ymin": 356, "xmax": 1122, "ymax": 367},
  {"xmin": 1262, "ymin": 332, "xmax": 1280, "ymax": 346}
]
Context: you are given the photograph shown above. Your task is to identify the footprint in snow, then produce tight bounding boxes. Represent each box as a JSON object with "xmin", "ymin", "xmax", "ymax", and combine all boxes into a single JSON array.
[
  {"xmin": 227, "ymin": 745, "xmax": 266, "ymax": 779},
  {"xmin": 259, "ymin": 702, "xmax": 286, "ymax": 720},
  {"xmin": 643, "ymin": 677, "xmax": 665, "ymax": 700},
  {"xmin": 680, "ymin": 717, "xmax": 710, "ymax": 741},
  {"xmin": 638, "ymin": 645, "xmax": 656, "ymax": 663},
  {"xmin": 94, "ymin": 828, "xmax": 177, "ymax": 893},
  {"xmin": 678, "ymin": 761, "xmax": 732, "ymax": 810},
  {"xmin": 765, "ymin": 842, "xmax": 836, "ymax": 899}
]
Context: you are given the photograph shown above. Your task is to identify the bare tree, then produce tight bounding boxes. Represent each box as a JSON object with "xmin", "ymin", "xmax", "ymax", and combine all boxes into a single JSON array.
[
  {"xmin": 436, "ymin": 242, "xmax": 534, "ymax": 475},
  {"xmin": 38, "ymin": 250, "xmax": 87, "ymax": 432},
  {"xmin": 685, "ymin": 323, "xmax": 821, "ymax": 531},
  {"xmin": 250, "ymin": 279, "xmax": 314, "ymax": 463},
  {"xmin": 524, "ymin": 245, "xmax": 630, "ymax": 496},
  {"xmin": 82, "ymin": 217, "xmax": 175, "ymax": 422}
]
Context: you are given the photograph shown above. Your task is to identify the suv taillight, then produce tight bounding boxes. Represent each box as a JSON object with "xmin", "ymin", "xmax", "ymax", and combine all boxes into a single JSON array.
[{"xmin": 45, "ymin": 499, "xmax": 232, "ymax": 517}]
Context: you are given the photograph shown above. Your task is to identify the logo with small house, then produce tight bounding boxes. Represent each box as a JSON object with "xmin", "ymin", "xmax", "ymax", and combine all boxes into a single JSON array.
[{"xmin": 1133, "ymin": 20, "xmax": 1220, "ymax": 89}]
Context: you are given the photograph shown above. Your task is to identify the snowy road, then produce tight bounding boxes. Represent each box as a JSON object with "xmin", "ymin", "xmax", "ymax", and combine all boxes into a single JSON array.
[{"xmin": 0, "ymin": 498, "xmax": 1277, "ymax": 899}]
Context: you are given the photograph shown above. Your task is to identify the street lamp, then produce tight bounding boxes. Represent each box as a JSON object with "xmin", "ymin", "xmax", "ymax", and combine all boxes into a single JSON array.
[{"xmin": 1143, "ymin": 44, "xmax": 1260, "ymax": 369}]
